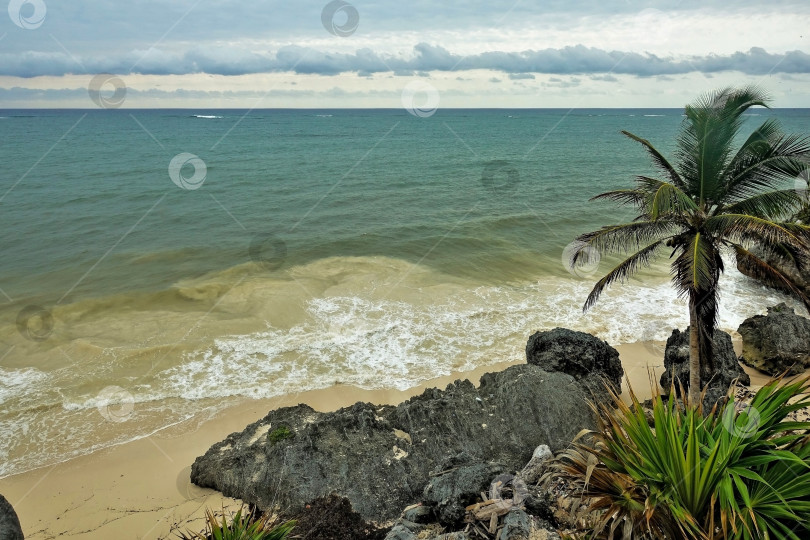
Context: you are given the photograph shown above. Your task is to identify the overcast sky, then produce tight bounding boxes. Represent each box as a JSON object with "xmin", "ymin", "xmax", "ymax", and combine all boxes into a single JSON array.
[{"xmin": 1, "ymin": 0, "xmax": 809, "ymax": 107}]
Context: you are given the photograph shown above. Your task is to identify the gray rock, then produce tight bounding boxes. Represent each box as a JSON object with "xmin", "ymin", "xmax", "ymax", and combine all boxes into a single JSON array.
[
  {"xmin": 519, "ymin": 444, "xmax": 553, "ymax": 485},
  {"xmin": 738, "ymin": 303, "xmax": 810, "ymax": 376},
  {"xmin": 423, "ymin": 459, "xmax": 506, "ymax": 527},
  {"xmin": 0, "ymin": 494, "xmax": 23, "ymax": 540},
  {"xmin": 191, "ymin": 364, "xmax": 596, "ymax": 523},
  {"xmin": 660, "ymin": 327, "xmax": 750, "ymax": 408},
  {"xmin": 384, "ymin": 519, "xmax": 424, "ymax": 540},
  {"xmin": 500, "ymin": 508, "xmax": 531, "ymax": 540},
  {"xmin": 526, "ymin": 328, "xmax": 623, "ymax": 399},
  {"xmin": 402, "ymin": 504, "xmax": 433, "ymax": 524}
]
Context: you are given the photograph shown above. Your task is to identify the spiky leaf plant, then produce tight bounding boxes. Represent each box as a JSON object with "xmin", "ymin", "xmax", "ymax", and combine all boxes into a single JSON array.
[
  {"xmin": 550, "ymin": 378, "xmax": 810, "ymax": 539},
  {"xmin": 176, "ymin": 506, "xmax": 295, "ymax": 540}
]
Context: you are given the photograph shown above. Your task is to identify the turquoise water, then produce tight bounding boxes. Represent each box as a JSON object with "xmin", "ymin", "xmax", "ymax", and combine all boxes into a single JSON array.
[{"xmin": 1, "ymin": 108, "xmax": 808, "ymax": 476}]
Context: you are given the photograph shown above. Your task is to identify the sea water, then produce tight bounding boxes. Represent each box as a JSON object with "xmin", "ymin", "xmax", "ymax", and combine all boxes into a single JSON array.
[{"xmin": 1, "ymin": 108, "xmax": 808, "ymax": 477}]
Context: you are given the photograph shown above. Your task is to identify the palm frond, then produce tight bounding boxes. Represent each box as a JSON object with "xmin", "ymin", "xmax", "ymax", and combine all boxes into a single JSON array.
[
  {"xmin": 705, "ymin": 214, "xmax": 810, "ymax": 250},
  {"xmin": 590, "ymin": 189, "xmax": 646, "ymax": 208},
  {"xmin": 648, "ymin": 182, "xmax": 700, "ymax": 220},
  {"xmin": 720, "ymin": 189, "xmax": 804, "ymax": 220},
  {"xmin": 671, "ymin": 233, "xmax": 721, "ymax": 293},
  {"xmin": 732, "ymin": 244, "xmax": 810, "ymax": 310},
  {"xmin": 583, "ymin": 240, "xmax": 670, "ymax": 311},
  {"xmin": 572, "ymin": 220, "xmax": 683, "ymax": 262},
  {"xmin": 723, "ymin": 134, "xmax": 810, "ymax": 202},
  {"xmin": 621, "ymin": 130, "xmax": 685, "ymax": 189}
]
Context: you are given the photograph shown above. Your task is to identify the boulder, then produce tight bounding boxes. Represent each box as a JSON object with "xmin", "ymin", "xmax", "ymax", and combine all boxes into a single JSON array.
[
  {"xmin": 423, "ymin": 457, "xmax": 506, "ymax": 526},
  {"xmin": 660, "ymin": 327, "xmax": 750, "ymax": 405},
  {"xmin": 191, "ymin": 364, "xmax": 596, "ymax": 523},
  {"xmin": 0, "ymin": 494, "xmax": 23, "ymax": 540},
  {"xmin": 526, "ymin": 328, "xmax": 623, "ymax": 399},
  {"xmin": 738, "ymin": 303, "xmax": 810, "ymax": 375}
]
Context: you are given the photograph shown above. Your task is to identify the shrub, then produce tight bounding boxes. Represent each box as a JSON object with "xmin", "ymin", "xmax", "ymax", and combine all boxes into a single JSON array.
[
  {"xmin": 267, "ymin": 425, "xmax": 294, "ymax": 445},
  {"xmin": 176, "ymin": 506, "xmax": 295, "ymax": 540},
  {"xmin": 550, "ymin": 378, "xmax": 810, "ymax": 539}
]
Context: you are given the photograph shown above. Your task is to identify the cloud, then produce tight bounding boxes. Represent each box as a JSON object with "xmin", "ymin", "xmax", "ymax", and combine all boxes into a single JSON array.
[
  {"xmin": 509, "ymin": 73, "xmax": 536, "ymax": 80},
  {"xmin": 1, "ymin": 43, "xmax": 807, "ymax": 79}
]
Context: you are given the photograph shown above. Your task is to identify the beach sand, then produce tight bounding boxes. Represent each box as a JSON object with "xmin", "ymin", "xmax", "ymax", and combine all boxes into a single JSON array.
[{"xmin": 0, "ymin": 340, "xmax": 764, "ymax": 539}]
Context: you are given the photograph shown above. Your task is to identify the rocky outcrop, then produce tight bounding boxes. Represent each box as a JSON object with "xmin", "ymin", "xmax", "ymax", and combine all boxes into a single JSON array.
[
  {"xmin": 525, "ymin": 328, "xmax": 623, "ymax": 399},
  {"xmin": 0, "ymin": 494, "xmax": 24, "ymax": 540},
  {"xmin": 738, "ymin": 303, "xmax": 810, "ymax": 375},
  {"xmin": 660, "ymin": 327, "xmax": 750, "ymax": 406},
  {"xmin": 191, "ymin": 363, "xmax": 596, "ymax": 523}
]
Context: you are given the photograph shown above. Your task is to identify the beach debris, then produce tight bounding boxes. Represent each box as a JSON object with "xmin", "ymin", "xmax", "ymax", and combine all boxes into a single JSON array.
[{"xmin": 463, "ymin": 474, "xmax": 529, "ymax": 537}]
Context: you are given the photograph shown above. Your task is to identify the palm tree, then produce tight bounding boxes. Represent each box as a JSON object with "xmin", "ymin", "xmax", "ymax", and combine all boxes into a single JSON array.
[{"xmin": 570, "ymin": 86, "xmax": 810, "ymax": 405}]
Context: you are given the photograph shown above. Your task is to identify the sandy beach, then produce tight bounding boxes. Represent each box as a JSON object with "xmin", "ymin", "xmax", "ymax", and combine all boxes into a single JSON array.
[{"xmin": 0, "ymin": 340, "xmax": 764, "ymax": 539}]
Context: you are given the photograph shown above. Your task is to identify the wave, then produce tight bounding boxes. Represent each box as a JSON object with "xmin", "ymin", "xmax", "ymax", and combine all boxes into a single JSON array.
[
  {"xmin": 0, "ymin": 254, "xmax": 804, "ymax": 477},
  {"xmin": 643, "ymin": 114, "xmax": 665, "ymax": 117},
  {"xmin": 191, "ymin": 114, "xmax": 224, "ymax": 119}
]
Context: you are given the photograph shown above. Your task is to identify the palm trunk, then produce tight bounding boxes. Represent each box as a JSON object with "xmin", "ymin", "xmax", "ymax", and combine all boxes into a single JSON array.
[{"xmin": 688, "ymin": 300, "xmax": 701, "ymax": 407}]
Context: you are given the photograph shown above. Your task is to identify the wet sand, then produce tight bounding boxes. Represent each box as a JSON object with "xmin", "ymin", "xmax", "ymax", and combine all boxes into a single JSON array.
[{"xmin": 0, "ymin": 340, "xmax": 764, "ymax": 539}]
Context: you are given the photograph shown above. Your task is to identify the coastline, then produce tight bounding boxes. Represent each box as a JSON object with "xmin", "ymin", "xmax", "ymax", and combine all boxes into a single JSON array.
[{"xmin": 0, "ymin": 340, "xmax": 761, "ymax": 539}]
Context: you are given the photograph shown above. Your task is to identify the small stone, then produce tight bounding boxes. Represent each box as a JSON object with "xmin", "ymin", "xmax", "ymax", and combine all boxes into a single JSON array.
[
  {"xmin": 402, "ymin": 503, "xmax": 433, "ymax": 524},
  {"xmin": 500, "ymin": 508, "xmax": 531, "ymax": 540}
]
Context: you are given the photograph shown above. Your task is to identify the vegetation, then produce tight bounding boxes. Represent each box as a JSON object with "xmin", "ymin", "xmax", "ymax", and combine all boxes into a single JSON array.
[
  {"xmin": 569, "ymin": 86, "xmax": 810, "ymax": 405},
  {"xmin": 551, "ymin": 378, "xmax": 810, "ymax": 539},
  {"xmin": 267, "ymin": 425, "xmax": 294, "ymax": 445},
  {"xmin": 176, "ymin": 506, "xmax": 295, "ymax": 540}
]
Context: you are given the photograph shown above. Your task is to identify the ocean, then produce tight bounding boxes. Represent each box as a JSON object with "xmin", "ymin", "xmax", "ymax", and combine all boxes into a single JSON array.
[{"xmin": 1, "ymin": 108, "xmax": 808, "ymax": 477}]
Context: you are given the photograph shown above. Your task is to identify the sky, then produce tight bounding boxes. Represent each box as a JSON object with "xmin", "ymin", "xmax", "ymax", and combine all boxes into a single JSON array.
[{"xmin": 1, "ymin": 0, "xmax": 809, "ymax": 108}]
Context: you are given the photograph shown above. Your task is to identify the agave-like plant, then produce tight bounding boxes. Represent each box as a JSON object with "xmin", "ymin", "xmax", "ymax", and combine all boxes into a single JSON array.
[
  {"xmin": 176, "ymin": 506, "xmax": 295, "ymax": 540},
  {"xmin": 550, "ymin": 378, "xmax": 810, "ymax": 539}
]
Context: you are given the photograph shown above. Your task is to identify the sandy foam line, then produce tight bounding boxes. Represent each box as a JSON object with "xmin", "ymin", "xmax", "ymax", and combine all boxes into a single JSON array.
[{"xmin": 0, "ymin": 340, "xmax": 761, "ymax": 539}]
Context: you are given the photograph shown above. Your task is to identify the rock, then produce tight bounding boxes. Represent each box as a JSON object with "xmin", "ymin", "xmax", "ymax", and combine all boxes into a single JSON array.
[
  {"xmin": 0, "ymin": 494, "xmax": 23, "ymax": 540},
  {"xmin": 402, "ymin": 504, "xmax": 433, "ymax": 524},
  {"xmin": 423, "ymin": 459, "xmax": 506, "ymax": 526},
  {"xmin": 285, "ymin": 494, "xmax": 388, "ymax": 539},
  {"xmin": 384, "ymin": 525, "xmax": 417, "ymax": 540},
  {"xmin": 526, "ymin": 328, "xmax": 623, "ymax": 399},
  {"xmin": 436, "ymin": 533, "xmax": 469, "ymax": 540},
  {"xmin": 659, "ymin": 327, "xmax": 750, "ymax": 407},
  {"xmin": 738, "ymin": 303, "xmax": 810, "ymax": 376},
  {"xmin": 383, "ymin": 519, "xmax": 424, "ymax": 540},
  {"xmin": 523, "ymin": 487, "xmax": 556, "ymax": 523},
  {"xmin": 519, "ymin": 444, "xmax": 554, "ymax": 485},
  {"xmin": 191, "ymin": 364, "xmax": 597, "ymax": 523},
  {"xmin": 500, "ymin": 508, "xmax": 531, "ymax": 540}
]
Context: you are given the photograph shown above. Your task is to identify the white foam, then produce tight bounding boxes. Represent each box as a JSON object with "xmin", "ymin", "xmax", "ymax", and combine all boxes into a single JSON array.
[
  {"xmin": 158, "ymin": 257, "xmax": 804, "ymax": 402},
  {"xmin": 0, "ymin": 367, "xmax": 49, "ymax": 404},
  {"xmin": 192, "ymin": 115, "xmax": 223, "ymax": 119}
]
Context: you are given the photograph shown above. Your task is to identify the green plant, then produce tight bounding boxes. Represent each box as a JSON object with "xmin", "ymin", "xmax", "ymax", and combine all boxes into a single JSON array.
[
  {"xmin": 176, "ymin": 506, "xmax": 296, "ymax": 540},
  {"xmin": 267, "ymin": 425, "xmax": 294, "ymax": 445},
  {"xmin": 551, "ymin": 378, "xmax": 810, "ymax": 539},
  {"xmin": 570, "ymin": 86, "xmax": 810, "ymax": 405}
]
